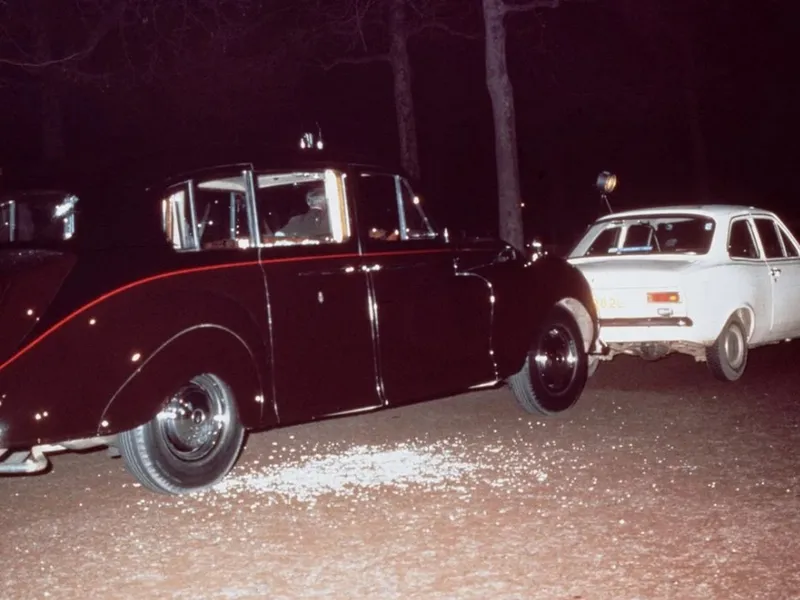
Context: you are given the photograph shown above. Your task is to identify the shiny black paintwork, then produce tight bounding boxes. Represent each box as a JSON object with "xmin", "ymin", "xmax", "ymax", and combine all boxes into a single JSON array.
[{"xmin": 0, "ymin": 160, "xmax": 596, "ymax": 450}]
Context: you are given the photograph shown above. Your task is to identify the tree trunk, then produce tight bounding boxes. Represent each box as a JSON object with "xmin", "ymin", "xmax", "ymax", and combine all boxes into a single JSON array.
[
  {"xmin": 33, "ymin": 1, "xmax": 66, "ymax": 162},
  {"xmin": 680, "ymin": 45, "xmax": 709, "ymax": 201},
  {"xmin": 483, "ymin": 0, "xmax": 524, "ymax": 250},
  {"xmin": 388, "ymin": 0, "xmax": 421, "ymax": 181},
  {"xmin": 40, "ymin": 82, "xmax": 66, "ymax": 162}
]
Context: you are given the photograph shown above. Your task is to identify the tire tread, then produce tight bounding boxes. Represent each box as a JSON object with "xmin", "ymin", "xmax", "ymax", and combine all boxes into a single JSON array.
[
  {"xmin": 118, "ymin": 374, "xmax": 244, "ymax": 495},
  {"xmin": 508, "ymin": 304, "xmax": 588, "ymax": 416}
]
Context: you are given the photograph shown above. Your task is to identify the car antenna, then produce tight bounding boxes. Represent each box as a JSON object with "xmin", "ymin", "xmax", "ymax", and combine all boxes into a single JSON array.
[{"xmin": 595, "ymin": 171, "xmax": 617, "ymax": 214}]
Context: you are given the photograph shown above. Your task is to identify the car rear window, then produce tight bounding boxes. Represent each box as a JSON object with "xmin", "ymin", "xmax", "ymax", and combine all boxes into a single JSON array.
[{"xmin": 576, "ymin": 215, "xmax": 716, "ymax": 257}]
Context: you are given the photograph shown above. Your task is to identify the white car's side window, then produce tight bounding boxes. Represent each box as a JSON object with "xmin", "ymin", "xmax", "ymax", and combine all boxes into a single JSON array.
[
  {"xmin": 776, "ymin": 224, "xmax": 800, "ymax": 257},
  {"xmin": 753, "ymin": 218, "xmax": 785, "ymax": 259},
  {"xmin": 728, "ymin": 219, "xmax": 760, "ymax": 260}
]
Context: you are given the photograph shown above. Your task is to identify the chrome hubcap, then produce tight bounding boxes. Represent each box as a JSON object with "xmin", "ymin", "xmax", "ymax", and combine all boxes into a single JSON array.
[
  {"xmin": 157, "ymin": 377, "xmax": 229, "ymax": 461},
  {"xmin": 532, "ymin": 325, "xmax": 580, "ymax": 396},
  {"xmin": 723, "ymin": 324, "xmax": 745, "ymax": 369}
]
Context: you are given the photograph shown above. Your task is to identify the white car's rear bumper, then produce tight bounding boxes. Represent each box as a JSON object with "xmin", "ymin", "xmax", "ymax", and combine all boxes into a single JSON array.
[{"xmin": 598, "ymin": 316, "xmax": 714, "ymax": 345}]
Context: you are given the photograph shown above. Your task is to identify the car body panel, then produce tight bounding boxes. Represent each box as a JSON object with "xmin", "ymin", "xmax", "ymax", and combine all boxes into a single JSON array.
[
  {"xmin": 265, "ymin": 247, "xmax": 381, "ymax": 423},
  {"xmin": 0, "ymin": 249, "xmax": 77, "ymax": 362},
  {"xmin": 0, "ymin": 250, "xmax": 273, "ymax": 446},
  {"xmin": 364, "ymin": 242, "xmax": 497, "ymax": 404}
]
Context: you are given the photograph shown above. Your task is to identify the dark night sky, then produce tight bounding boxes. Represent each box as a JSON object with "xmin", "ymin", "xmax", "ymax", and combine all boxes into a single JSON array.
[{"xmin": 1, "ymin": 0, "xmax": 798, "ymax": 244}]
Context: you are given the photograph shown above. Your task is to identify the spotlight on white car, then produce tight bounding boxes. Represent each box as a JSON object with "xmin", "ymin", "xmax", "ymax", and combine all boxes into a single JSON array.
[
  {"xmin": 596, "ymin": 171, "xmax": 618, "ymax": 213},
  {"xmin": 596, "ymin": 171, "xmax": 617, "ymax": 194}
]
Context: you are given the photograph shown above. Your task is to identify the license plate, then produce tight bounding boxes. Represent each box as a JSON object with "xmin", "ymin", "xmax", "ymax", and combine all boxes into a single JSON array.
[{"xmin": 594, "ymin": 296, "xmax": 624, "ymax": 310}]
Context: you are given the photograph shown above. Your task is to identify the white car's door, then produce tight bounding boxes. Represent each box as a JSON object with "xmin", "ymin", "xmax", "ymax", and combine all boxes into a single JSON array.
[
  {"xmin": 727, "ymin": 217, "xmax": 774, "ymax": 343},
  {"xmin": 752, "ymin": 216, "xmax": 800, "ymax": 339}
]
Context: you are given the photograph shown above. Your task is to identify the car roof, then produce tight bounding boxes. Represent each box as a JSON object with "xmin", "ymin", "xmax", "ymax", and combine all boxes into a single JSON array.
[
  {"xmin": 594, "ymin": 204, "xmax": 778, "ymax": 223},
  {"xmin": 157, "ymin": 157, "xmax": 404, "ymax": 191}
]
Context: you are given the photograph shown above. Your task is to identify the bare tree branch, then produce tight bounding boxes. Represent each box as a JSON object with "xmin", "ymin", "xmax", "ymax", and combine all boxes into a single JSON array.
[
  {"xmin": 501, "ymin": 0, "xmax": 560, "ymax": 15},
  {"xmin": 319, "ymin": 53, "xmax": 390, "ymax": 71},
  {"xmin": 0, "ymin": 51, "xmax": 86, "ymax": 68},
  {"xmin": 409, "ymin": 20, "xmax": 482, "ymax": 41},
  {"xmin": 0, "ymin": 0, "xmax": 126, "ymax": 69}
]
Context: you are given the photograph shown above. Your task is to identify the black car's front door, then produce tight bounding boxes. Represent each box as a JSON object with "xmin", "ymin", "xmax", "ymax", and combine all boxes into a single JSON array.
[
  {"xmin": 355, "ymin": 172, "xmax": 495, "ymax": 404},
  {"xmin": 265, "ymin": 250, "xmax": 380, "ymax": 423}
]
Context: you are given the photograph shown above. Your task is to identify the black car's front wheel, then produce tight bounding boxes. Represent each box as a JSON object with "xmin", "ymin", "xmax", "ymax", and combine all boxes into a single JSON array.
[
  {"xmin": 509, "ymin": 305, "xmax": 588, "ymax": 416},
  {"xmin": 118, "ymin": 373, "xmax": 245, "ymax": 494}
]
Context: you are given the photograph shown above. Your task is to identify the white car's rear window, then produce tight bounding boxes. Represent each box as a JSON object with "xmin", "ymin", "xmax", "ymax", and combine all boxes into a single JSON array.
[{"xmin": 573, "ymin": 215, "xmax": 715, "ymax": 257}]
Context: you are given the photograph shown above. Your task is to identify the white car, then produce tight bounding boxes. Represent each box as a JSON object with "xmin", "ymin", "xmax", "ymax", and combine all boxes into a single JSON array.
[{"xmin": 567, "ymin": 205, "xmax": 800, "ymax": 381}]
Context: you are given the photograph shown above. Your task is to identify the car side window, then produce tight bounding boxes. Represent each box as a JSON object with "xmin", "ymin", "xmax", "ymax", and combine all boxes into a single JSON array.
[
  {"xmin": 753, "ymin": 218, "xmax": 784, "ymax": 259},
  {"xmin": 398, "ymin": 179, "xmax": 436, "ymax": 240},
  {"xmin": 728, "ymin": 219, "xmax": 760, "ymax": 259},
  {"xmin": 161, "ymin": 172, "xmax": 251, "ymax": 251},
  {"xmin": 194, "ymin": 178, "xmax": 250, "ymax": 249},
  {"xmin": 777, "ymin": 225, "xmax": 799, "ymax": 257},
  {"xmin": 358, "ymin": 173, "xmax": 401, "ymax": 241},
  {"xmin": 161, "ymin": 169, "xmax": 352, "ymax": 251},
  {"xmin": 1, "ymin": 192, "xmax": 78, "ymax": 243},
  {"xmin": 162, "ymin": 186, "xmax": 193, "ymax": 249},
  {"xmin": 254, "ymin": 169, "xmax": 350, "ymax": 246}
]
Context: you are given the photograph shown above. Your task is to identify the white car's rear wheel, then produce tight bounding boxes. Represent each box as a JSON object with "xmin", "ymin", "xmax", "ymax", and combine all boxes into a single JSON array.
[{"xmin": 706, "ymin": 316, "xmax": 748, "ymax": 382}]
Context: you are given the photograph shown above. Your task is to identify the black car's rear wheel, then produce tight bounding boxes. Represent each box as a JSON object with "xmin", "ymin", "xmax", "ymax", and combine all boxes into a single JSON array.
[
  {"xmin": 509, "ymin": 305, "xmax": 588, "ymax": 416},
  {"xmin": 118, "ymin": 373, "xmax": 245, "ymax": 494}
]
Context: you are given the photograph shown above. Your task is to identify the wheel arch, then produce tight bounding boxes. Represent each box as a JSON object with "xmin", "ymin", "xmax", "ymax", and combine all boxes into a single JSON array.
[
  {"xmin": 710, "ymin": 304, "xmax": 756, "ymax": 345},
  {"xmin": 732, "ymin": 306, "xmax": 756, "ymax": 341},
  {"xmin": 557, "ymin": 296, "xmax": 596, "ymax": 354},
  {"xmin": 98, "ymin": 324, "xmax": 273, "ymax": 436},
  {"xmin": 494, "ymin": 256, "xmax": 598, "ymax": 377}
]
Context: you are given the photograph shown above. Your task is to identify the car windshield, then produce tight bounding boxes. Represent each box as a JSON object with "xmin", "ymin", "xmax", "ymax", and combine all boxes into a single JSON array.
[
  {"xmin": 572, "ymin": 214, "xmax": 716, "ymax": 257},
  {"xmin": 0, "ymin": 191, "xmax": 78, "ymax": 244}
]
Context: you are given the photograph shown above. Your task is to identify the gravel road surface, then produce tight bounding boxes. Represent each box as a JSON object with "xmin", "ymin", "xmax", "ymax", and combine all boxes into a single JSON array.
[{"xmin": 2, "ymin": 346, "xmax": 799, "ymax": 600}]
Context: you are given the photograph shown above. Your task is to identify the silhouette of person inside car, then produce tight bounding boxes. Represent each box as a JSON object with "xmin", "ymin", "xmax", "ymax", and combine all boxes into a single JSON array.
[{"xmin": 276, "ymin": 184, "xmax": 330, "ymax": 239}]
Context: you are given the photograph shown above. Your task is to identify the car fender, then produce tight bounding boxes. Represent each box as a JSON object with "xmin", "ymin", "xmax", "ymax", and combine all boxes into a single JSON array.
[
  {"xmin": 492, "ymin": 255, "xmax": 598, "ymax": 378},
  {"xmin": 707, "ymin": 303, "xmax": 757, "ymax": 345},
  {"xmin": 686, "ymin": 264, "xmax": 762, "ymax": 344},
  {"xmin": 0, "ymin": 286, "xmax": 273, "ymax": 448},
  {"xmin": 98, "ymin": 323, "xmax": 271, "ymax": 435}
]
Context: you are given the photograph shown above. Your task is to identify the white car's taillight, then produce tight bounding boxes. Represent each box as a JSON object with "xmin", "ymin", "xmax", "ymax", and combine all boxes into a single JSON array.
[{"xmin": 646, "ymin": 291, "xmax": 681, "ymax": 303}]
